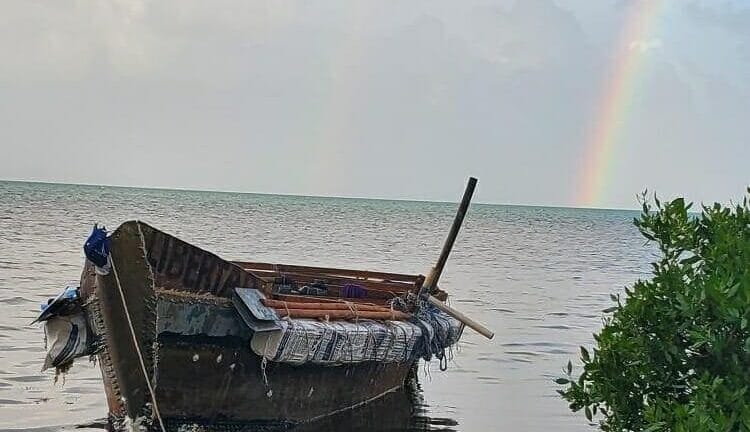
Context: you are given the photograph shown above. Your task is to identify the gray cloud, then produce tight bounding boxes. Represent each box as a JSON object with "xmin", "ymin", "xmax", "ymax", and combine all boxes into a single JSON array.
[
  {"xmin": 0, "ymin": 0, "xmax": 747, "ymax": 208},
  {"xmin": 685, "ymin": 1, "xmax": 750, "ymax": 61}
]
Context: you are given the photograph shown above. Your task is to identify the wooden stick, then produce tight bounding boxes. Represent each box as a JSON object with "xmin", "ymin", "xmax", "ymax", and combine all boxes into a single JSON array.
[
  {"xmin": 262, "ymin": 299, "xmax": 392, "ymax": 312},
  {"xmin": 417, "ymin": 177, "xmax": 495, "ymax": 340},
  {"xmin": 271, "ymin": 308, "xmax": 411, "ymax": 321},
  {"xmin": 427, "ymin": 295, "xmax": 494, "ymax": 339},
  {"xmin": 419, "ymin": 177, "xmax": 477, "ymax": 297},
  {"xmin": 235, "ymin": 261, "xmax": 420, "ymax": 283},
  {"xmin": 273, "ymin": 294, "xmax": 392, "ymax": 306}
]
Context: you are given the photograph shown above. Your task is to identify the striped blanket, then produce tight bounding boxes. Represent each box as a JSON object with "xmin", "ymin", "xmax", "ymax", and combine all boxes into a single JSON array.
[{"xmin": 250, "ymin": 308, "xmax": 463, "ymax": 365}]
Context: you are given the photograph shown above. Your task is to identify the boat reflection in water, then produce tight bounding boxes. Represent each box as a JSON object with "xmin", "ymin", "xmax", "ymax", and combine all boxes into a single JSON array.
[
  {"xmin": 295, "ymin": 375, "xmax": 459, "ymax": 432},
  {"xmin": 76, "ymin": 376, "xmax": 458, "ymax": 432}
]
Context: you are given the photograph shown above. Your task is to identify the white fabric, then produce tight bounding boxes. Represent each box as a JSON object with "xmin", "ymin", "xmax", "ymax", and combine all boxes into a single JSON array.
[{"xmin": 42, "ymin": 313, "xmax": 91, "ymax": 370}]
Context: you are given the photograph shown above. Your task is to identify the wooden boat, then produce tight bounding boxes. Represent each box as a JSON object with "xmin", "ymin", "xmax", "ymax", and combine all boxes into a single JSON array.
[
  {"xmin": 47, "ymin": 178, "xmax": 492, "ymax": 431},
  {"xmin": 78, "ymin": 220, "xmax": 456, "ymax": 429}
]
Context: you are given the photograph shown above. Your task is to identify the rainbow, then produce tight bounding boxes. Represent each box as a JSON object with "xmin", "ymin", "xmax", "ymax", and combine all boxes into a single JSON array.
[{"xmin": 576, "ymin": 0, "xmax": 665, "ymax": 207}]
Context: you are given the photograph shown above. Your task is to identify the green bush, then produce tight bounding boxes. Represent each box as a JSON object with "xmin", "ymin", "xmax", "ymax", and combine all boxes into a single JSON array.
[{"xmin": 558, "ymin": 189, "xmax": 750, "ymax": 431}]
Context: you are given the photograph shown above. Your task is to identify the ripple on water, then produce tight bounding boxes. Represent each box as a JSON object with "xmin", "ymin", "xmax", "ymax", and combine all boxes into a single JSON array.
[
  {"xmin": 0, "ymin": 181, "xmax": 654, "ymax": 432},
  {"xmin": 0, "ymin": 297, "xmax": 31, "ymax": 305},
  {"xmin": 489, "ymin": 308, "xmax": 515, "ymax": 313},
  {"xmin": 534, "ymin": 324, "xmax": 573, "ymax": 330},
  {"xmin": 4, "ymin": 375, "xmax": 44, "ymax": 383}
]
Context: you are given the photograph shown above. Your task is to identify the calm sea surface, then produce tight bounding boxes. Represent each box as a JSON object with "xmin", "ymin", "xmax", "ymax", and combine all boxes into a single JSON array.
[{"xmin": 0, "ymin": 181, "xmax": 654, "ymax": 431}]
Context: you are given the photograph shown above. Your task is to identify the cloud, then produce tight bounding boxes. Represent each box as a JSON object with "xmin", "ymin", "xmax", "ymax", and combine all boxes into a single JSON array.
[
  {"xmin": 685, "ymin": 1, "xmax": 750, "ymax": 33},
  {"xmin": 460, "ymin": 0, "xmax": 592, "ymax": 69},
  {"xmin": 685, "ymin": 1, "xmax": 750, "ymax": 61},
  {"xmin": 0, "ymin": 1, "xmax": 747, "ymax": 207},
  {"xmin": 629, "ymin": 38, "xmax": 663, "ymax": 53}
]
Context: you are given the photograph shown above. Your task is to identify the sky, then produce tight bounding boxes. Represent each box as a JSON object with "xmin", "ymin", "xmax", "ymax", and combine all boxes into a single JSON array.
[{"xmin": 0, "ymin": 0, "xmax": 748, "ymax": 209}]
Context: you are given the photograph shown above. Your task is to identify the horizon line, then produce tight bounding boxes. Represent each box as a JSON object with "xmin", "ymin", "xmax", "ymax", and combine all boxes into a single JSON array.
[{"xmin": 0, "ymin": 177, "xmax": 642, "ymax": 212}]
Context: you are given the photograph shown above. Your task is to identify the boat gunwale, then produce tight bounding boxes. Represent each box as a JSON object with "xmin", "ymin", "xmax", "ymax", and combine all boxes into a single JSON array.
[{"xmin": 234, "ymin": 261, "xmax": 423, "ymax": 284}]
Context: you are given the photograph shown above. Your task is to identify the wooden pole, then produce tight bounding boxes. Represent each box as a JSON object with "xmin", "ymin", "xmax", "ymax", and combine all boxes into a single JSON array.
[
  {"xmin": 272, "ymin": 308, "xmax": 411, "ymax": 321},
  {"xmin": 420, "ymin": 176, "xmax": 477, "ymax": 296},
  {"xmin": 428, "ymin": 295, "xmax": 494, "ymax": 339},
  {"xmin": 419, "ymin": 177, "xmax": 495, "ymax": 340}
]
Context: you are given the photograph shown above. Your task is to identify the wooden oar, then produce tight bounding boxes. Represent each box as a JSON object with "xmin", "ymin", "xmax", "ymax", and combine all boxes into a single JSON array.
[{"xmin": 419, "ymin": 177, "xmax": 495, "ymax": 339}]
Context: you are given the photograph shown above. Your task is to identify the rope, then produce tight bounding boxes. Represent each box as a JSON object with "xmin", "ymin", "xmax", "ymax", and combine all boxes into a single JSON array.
[
  {"xmin": 344, "ymin": 301, "xmax": 359, "ymax": 322},
  {"xmin": 109, "ymin": 252, "xmax": 167, "ymax": 432},
  {"xmin": 260, "ymin": 335, "xmax": 272, "ymax": 387},
  {"xmin": 439, "ymin": 353, "xmax": 448, "ymax": 371}
]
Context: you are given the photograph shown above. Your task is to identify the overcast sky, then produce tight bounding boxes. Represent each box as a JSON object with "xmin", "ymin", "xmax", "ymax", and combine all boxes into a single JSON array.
[{"xmin": 0, "ymin": 0, "xmax": 747, "ymax": 208}]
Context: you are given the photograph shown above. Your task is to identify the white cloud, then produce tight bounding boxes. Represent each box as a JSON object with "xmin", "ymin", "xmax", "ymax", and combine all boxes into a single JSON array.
[{"xmin": 629, "ymin": 38, "xmax": 663, "ymax": 53}]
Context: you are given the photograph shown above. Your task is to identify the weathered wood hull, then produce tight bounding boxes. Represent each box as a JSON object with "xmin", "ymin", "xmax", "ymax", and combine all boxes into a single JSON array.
[
  {"xmin": 156, "ymin": 334, "xmax": 414, "ymax": 424},
  {"xmin": 79, "ymin": 221, "xmax": 419, "ymax": 429}
]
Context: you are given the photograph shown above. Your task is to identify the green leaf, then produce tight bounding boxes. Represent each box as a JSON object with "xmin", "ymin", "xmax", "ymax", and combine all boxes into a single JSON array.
[
  {"xmin": 557, "ymin": 190, "xmax": 750, "ymax": 431},
  {"xmin": 567, "ymin": 360, "xmax": 572, "ymax": 375},
  {"xmin": 555, "ymin": 378, "xmax": 570, "ymax": 385},
  {"xmin": 680, "ymin": 255, "xmax": 701, "ymax": 265}
]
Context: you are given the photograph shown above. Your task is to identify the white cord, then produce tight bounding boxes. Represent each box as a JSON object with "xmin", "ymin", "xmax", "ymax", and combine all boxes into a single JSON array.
[{"xmin": 110, "ymin": 254, "xmax": 167, "ymax": 432}]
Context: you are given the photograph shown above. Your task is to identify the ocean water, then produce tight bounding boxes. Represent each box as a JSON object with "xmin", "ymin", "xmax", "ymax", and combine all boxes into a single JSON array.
[{"xmin": 0, "ymin": 181, "xmax": 654, "ymax": 431}]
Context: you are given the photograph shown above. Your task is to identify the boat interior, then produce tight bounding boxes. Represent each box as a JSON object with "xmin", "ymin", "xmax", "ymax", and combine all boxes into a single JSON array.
[{"xmin": 232, "ymin": 262, "xmax": 447, "ymax": 319}]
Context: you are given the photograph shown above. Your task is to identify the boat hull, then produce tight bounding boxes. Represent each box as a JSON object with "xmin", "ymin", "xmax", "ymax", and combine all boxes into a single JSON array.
[
  {"xmin": 155, "ymin": 333, "xmax": 414, "ymax": 424},
  {"xmin": 79, "ymin": 221, "xmax": 419, "ymax": 429}
]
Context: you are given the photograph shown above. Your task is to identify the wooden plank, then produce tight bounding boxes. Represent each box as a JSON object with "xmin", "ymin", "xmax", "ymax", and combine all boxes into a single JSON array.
[
  {"xmin": 262, "ymin": 299, "xmax": 395, "ymax": 312},
  {"xmin": 246, "ymin": 268, "xmax": 415, "ymax": 289},
  {"xmin": 256, "ymin": 272, "xmax": 413, "ymax": 293},
  {"xmin": 271, "ymin": 308, "xmax": 410, "ymax": 321},
  {"xmin": 272, "ymin": 294, "xmax": 392, "ymax": 307},
  {"xmin": 233, "ymin": 261, "xmax": 421, "ymax": 284}
]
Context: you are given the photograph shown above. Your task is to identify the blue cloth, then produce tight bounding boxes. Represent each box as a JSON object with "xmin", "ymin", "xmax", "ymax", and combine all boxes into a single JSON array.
[
  {"xmin": 341, "ymin": 283, "xmax": 366, "ymax": 298},
  {"xmin": 411, "ymin": 303, "xmax": 465, "ymax": 364},
  {"xmin": 83, "ymin": 224, "xmax": 109, "ymax": 268},
  {"xmin": 33, "ymin": 285, "xmax": 81, "ymax": 324}
]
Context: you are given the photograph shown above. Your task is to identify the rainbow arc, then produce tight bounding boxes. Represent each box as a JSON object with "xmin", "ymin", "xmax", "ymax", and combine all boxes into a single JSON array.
[{"xmin": 577, "ymin": 0, "xmax": 665, "ymax": 207}]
